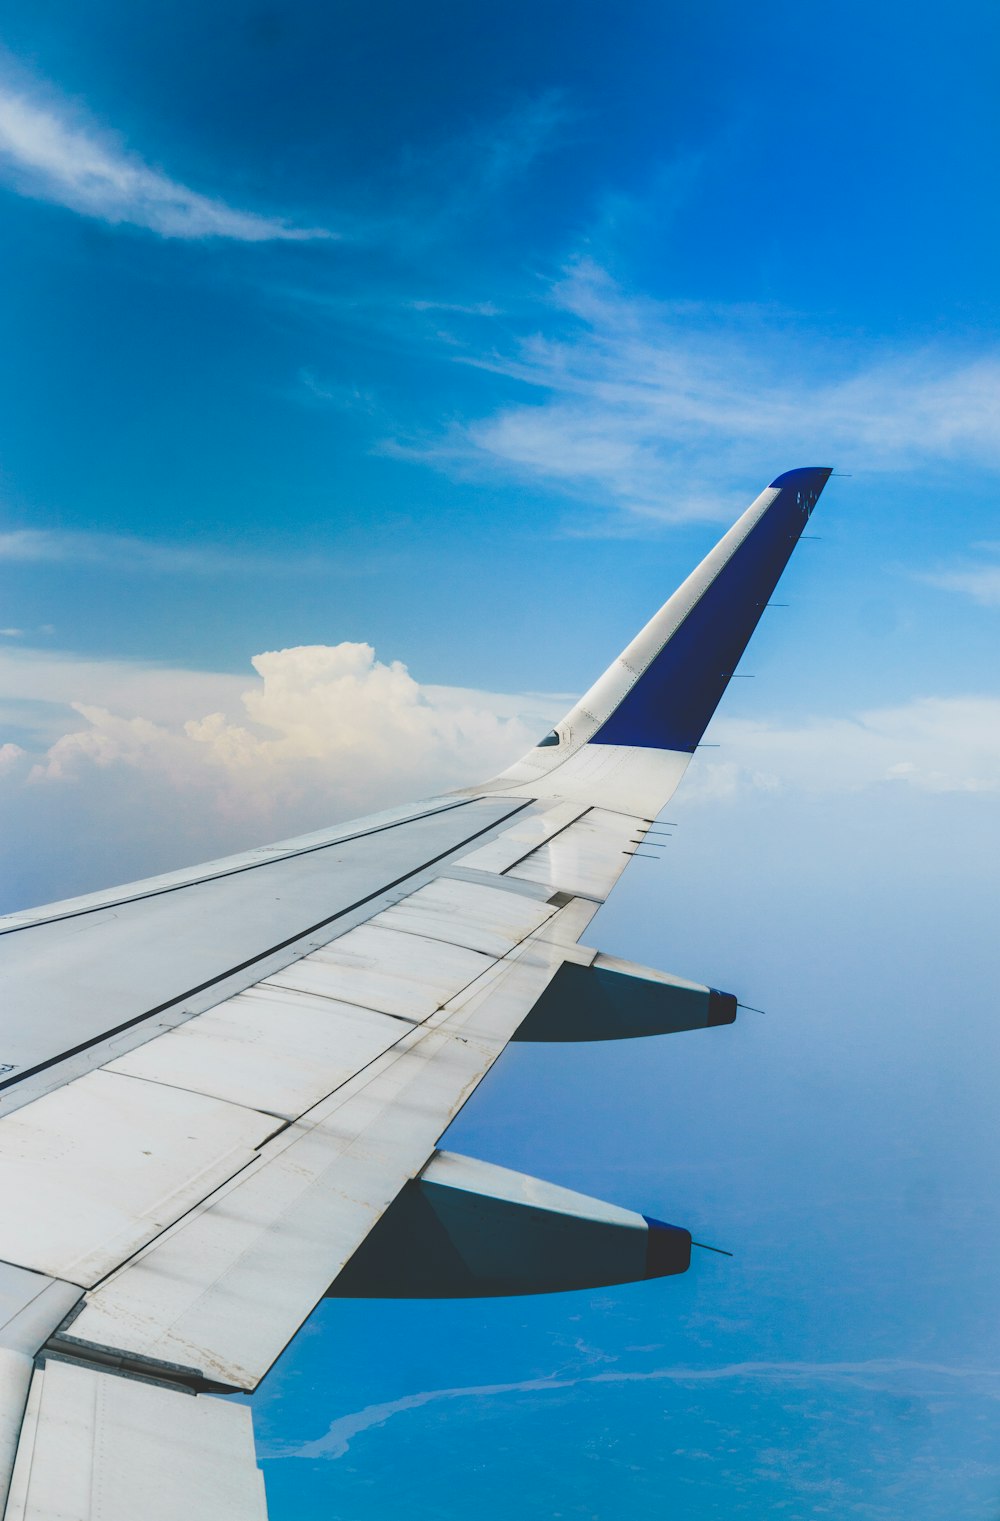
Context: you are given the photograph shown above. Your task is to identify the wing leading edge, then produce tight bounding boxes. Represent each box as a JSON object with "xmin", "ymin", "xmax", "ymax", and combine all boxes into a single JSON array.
[{"xmin": 0, "ymin": 467, "xmax": 831, "ymax": 1519}]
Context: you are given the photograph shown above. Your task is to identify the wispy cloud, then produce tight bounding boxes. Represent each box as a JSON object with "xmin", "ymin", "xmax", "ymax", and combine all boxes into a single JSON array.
[
  {"xmin": 384, "ymin": 91, "xmax": 571, "ymax": 250},
  {"xmin": 263, "ymin": 1357, "xmax": 1000, "ymax": 1461},
  {"xmin": 0, "ymin": 74, "xmax": 330, "ymax": 240},
  {"xmin": 399, "ymin": 260, "xmax": 1000, "ymax": 525},
  {"xmin": 921, "ymin": 548, "xmax": 1000, "ymax": 606},
  {"xmin": 0, "ymin": 528, "xmax": 353, "ymax": 577}
]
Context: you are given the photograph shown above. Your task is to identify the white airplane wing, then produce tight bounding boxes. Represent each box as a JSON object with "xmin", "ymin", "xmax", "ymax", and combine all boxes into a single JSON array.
[{"xmin": 0, "ymin": 467, "xmax": 830, "ymax": 1520}]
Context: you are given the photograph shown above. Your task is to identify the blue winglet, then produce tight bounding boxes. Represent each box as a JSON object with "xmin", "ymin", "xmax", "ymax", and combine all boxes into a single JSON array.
[{"xmin": 590, "ymin": 466, "xmax": 832, "ymax": 752}]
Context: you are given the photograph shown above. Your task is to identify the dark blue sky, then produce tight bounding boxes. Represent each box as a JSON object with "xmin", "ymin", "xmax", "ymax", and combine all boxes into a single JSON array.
[{"xmin": 1, "ymin": 2, "xmax": 999, "ymax": 1516}]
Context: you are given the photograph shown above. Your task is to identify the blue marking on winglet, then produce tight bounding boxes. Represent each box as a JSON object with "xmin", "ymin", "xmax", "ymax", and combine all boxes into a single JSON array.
[{"xmin": 590, "ymin": 466, "xmax": 832, "ymax": 752}]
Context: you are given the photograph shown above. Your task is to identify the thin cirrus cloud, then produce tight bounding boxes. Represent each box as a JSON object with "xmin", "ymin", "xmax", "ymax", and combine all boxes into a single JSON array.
[
  {"xmin": 0, "ymin": 77, "xmax": 330, "ymax": 241},
  {"xmin": 0, "ymin": 527, "xmax": 345, "ymax": 577},
  {"xmin": 398, "ymin": 260, "xmax": 1000, "ymax": 524},
  {"xmin": 921, "ymin": 556, "xmax": 1000, "ymax": 606}
]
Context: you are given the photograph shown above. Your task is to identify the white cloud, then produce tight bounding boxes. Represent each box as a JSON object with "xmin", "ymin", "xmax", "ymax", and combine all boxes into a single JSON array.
[
  {"xmin": 690, "ymin": 695, "xmax": 1000, "ymax": 800},
  {"xmin": 24, "ymin": 642, "xmax": 552, "ymax": 806},
  {"xmin": 0, "ymin": 642, "xmax": 558, "ymax": 907},
  {"xmin": 0, "ymin": 527, "xmax": 348, "ymax": 577},
  {"xmin": 405, "ymin": 260, "xmax": 1000, "ymax": 523},
  {"xmin": 922, "ymin": 558, "xmax": 1000, "ymax": 607},
  {"xmin": 0, "ymin": 645, "xmax": 248, "ymax": 738},
  {"xmin": 0, "ymin": 78, "xmax": 329, "ymax": 240}
]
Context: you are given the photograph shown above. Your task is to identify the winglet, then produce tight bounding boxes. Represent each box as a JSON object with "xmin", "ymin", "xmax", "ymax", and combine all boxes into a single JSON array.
[
  {"xmin": 486, "ymin": 467, "xmax": 832, "ymax": 814},
  {"xmin": 583, "ymin": 465, "xmax": 832, "ymax": 752}
]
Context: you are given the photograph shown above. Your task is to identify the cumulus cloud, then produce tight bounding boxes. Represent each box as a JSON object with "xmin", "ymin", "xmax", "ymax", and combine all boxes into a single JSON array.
[
  {"xmin": 0, "ymin": 642, "xmax": 556, "ymax": 908},
  {"xmin": 403, "ymin": 260, "xmax": 1000, "ymax": 523},
  {"xmin": 25, "ymin": 642, "xmax": 548, "ymax": 810},
  {"xmin": 0, "ymin": 76, "xmax": 329, "ymax": 240}
]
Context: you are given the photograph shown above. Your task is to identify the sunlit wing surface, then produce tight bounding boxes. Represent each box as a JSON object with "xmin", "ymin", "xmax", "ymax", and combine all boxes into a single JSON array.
[{"xmin": 0, "ymin": 467, "xmax": 830, "ymax": 1519}]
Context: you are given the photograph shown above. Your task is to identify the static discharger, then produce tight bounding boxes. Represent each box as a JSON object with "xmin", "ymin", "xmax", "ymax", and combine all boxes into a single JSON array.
[
  {"xmin": 737, "ymin": 1002, "xmax": 766, "ymax": 1015},
  {"xmin": 691, "ymin": 1241, "xmax": 734, "ymax": 1258}
]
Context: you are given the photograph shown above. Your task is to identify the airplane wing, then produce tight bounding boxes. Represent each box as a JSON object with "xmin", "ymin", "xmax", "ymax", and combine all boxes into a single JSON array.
[{"xmin": 0, "ymin": 467, "xmax": 830, "ymax": 1520}]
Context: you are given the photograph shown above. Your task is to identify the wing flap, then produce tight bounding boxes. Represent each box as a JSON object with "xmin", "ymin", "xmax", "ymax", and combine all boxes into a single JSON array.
[
  {"xmin": 454, "ymin": 800, "xmax": 590, "ymax": 873},
  {"xmin": 5, "ymin": 1359, "xmax": 266, "ymax": 1521},
  {"xmin": 506, "ymin": 807, "xmax": 644, "ymax": 900},
  {"xmin": 0, "ymin": 1265, "xmax": 83, "ymax": 1515}
]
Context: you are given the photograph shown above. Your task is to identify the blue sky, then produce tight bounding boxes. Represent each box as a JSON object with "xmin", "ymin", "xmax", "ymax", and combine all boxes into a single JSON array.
[{"xmin": 1, "ymin": 2, "xmax": 999, "ymax": 1516}]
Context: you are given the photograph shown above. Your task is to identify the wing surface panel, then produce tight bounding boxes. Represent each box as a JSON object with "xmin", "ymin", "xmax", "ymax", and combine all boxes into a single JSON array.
[
  {"xmin": 0, "ymin": 795, "xmax": 527, "ymax": 1108},
  {"xmin": 0, "ymin": 1071, "xmax": 284, "ymax": 1286},
  {"xmin": 104, "ymin": 987, "xmax": 409, "ymax": 1119},
  {"xmin": 5, "ymin": 1359, "xmax": 266, "ymax": 1521},
  {"xmin": 58, "ymin": 914, "xmax": 579, "ymax": 1390},
  {"xmin": 265, "ymin": 922, "xmax": 494, "ymax": 1021},
  {"xmin": 370, "ymin": 876, "xmax": 557, "ymax": 956}
]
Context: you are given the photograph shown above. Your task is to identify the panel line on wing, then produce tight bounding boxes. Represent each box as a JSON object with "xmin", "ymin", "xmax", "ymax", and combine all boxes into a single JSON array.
[
  {"xmin": 0, "ymin": 795, "xmax": 488, "ymax": 938},
  {"xmin": 456, "ymin": 801, "xmax": 592, "ymax": 876},
  {"xmin": 0, "ymin": 798, "xmax": 536, "ymax": 1098}
]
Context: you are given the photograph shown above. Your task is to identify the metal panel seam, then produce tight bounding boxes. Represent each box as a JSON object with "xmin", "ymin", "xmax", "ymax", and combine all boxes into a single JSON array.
[
  {"xmin": 495, "ymin": 806, "xmax": 596, "ymax": 877},
  {"xmin": 0, "ymin": 796, "xmax": 490, "ymax": 939},
  {"xmin": 0, "ymin": 799, "xmax": 536, "ymax": 1098}
]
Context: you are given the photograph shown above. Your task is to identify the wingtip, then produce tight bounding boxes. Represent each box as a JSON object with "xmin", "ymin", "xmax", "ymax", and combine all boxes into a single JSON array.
[
  {"xmin": 643, "ymin": 1217, "xmax": 693, "ymax": 1278},
  {"xmin": 768, "ymin": 466, "xmax": 834, "ymax": 489}
]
